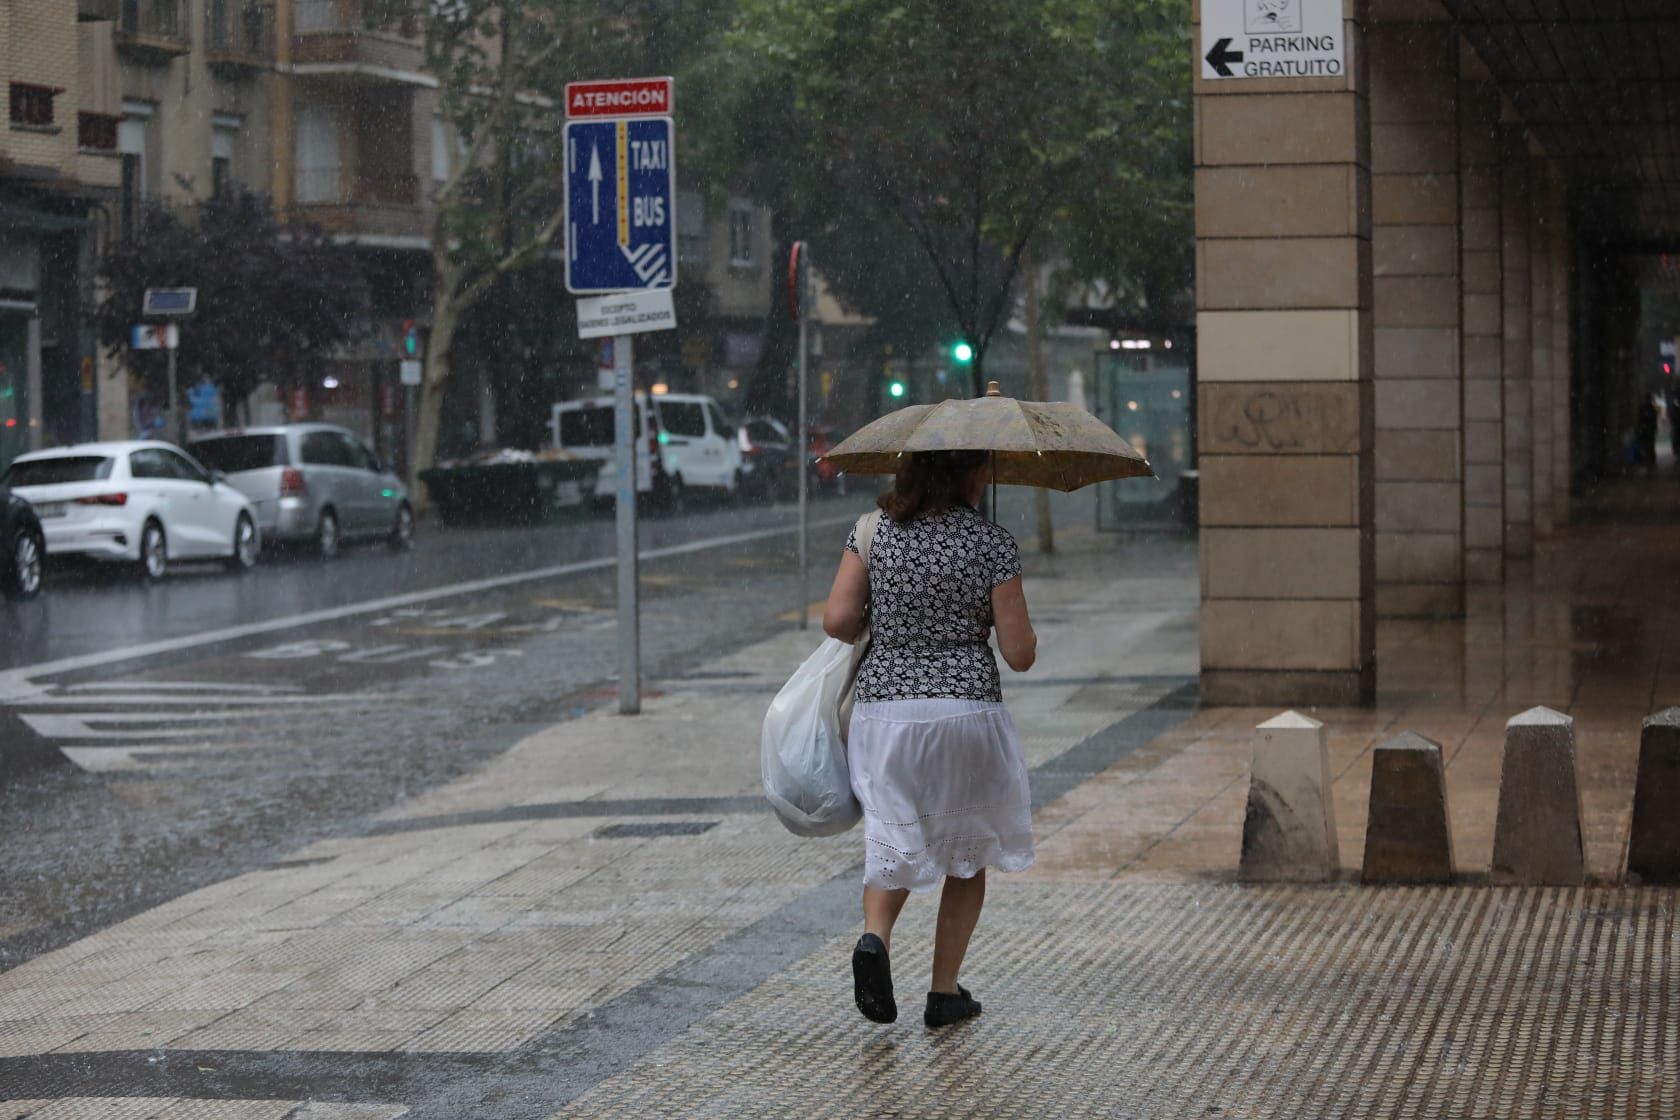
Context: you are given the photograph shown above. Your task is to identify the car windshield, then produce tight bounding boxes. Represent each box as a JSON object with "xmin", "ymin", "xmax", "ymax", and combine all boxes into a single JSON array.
[
  {"xmin": 2, "ymin": 456, "xmax": 115, "ymax": 487},
  {"xmin": 190, "ymin": 435, "xmax": 287, "ymax": 474}
]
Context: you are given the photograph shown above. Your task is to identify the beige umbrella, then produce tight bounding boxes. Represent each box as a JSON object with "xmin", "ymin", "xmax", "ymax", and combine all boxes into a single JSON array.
[{"xmin": 822, "ymin": 382, "xmax": 1154, "ymax": 492}]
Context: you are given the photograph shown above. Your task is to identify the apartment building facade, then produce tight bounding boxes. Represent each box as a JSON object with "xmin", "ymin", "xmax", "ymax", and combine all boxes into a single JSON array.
[
  {"xmin": 2, "ymin": 0, "xmax": 773, "ymax": 471},
  {"xmin": 0, "ymin": 0, "xmax": 121, "ymax": 471}
]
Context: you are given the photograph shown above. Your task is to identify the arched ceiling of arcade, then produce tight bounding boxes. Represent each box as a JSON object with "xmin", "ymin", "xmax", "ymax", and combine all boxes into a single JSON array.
[{"xmin": 1443, "ymin": 1, "xmax": 1680, "ymax": 250}]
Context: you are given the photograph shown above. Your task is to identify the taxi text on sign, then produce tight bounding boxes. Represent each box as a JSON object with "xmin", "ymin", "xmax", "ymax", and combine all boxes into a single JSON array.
[
  {"xmin": 1200, "ymin": 0, "xmax": 1345, "ymax": 80},
  {"xmin": 563, "ymin": 77, "xmax": 677, "ymax": 296}
]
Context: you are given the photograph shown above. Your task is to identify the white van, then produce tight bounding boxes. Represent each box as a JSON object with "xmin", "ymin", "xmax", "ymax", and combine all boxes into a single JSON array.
[{"xmin": 551, "ymin": 392, "xmax": 744, "ymax": 505}]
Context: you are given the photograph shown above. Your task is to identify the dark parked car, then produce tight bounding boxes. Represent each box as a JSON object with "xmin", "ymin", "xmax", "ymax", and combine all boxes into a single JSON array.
[
  {"xmin": 1, "ymin": 484, "xmax": 44, "ymax": 599},
  {"xmin": 808, "ymin": 425, "xmax": 851, "ymax": 494},
  {"xmin": 738, "ymin": 417, "xmax": 798, "ymax": 501}
]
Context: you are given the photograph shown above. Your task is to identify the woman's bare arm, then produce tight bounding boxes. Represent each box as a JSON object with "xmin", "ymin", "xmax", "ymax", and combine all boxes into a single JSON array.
[
  {"xmin": 992, "ymin": 575, "xmax": 1036, "ymax": 672},
  {"xmin": 823, "ymin": 550, "xmax": 870, "ymax": 643}
]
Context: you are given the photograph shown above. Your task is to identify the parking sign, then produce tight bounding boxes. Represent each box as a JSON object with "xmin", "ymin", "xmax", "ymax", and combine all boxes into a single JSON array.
[{"xmin": 564, "ymin": 116, "xmax": 676, "ymax": 294}]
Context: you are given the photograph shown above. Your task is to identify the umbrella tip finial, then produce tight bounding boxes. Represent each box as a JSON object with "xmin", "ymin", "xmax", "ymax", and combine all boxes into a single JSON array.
[{"xmin": 986, "ymin": 381, "xmax": 1001, "ymax": 397}]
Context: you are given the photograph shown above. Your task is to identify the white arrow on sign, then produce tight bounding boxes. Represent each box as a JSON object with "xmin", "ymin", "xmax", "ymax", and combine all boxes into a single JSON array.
[{"xmin": 588, "ymin": 142, "xmax": 603, "ymax": 224}]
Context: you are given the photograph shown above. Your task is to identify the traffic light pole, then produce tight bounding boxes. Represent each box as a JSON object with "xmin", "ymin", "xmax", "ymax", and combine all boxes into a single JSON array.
[{"xmin": 613, "ymin": 332, "xmax": 641, "ymax": 714}]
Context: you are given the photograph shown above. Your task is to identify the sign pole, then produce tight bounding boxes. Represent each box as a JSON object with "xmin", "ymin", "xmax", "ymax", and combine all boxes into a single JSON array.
[
  {"xmin": 166, "ymin": 343, "xmax": 181, "ymax": 444},
  {"xmin": 403, "ymin": 385, "xmax": 416, "ymax": 479},
  {"xmin": 790, "ymin": 241, "xmax": 813, "ymax": 630},
  {"xmin": 565, "ymin": 75, "xmax": 675, "ymax": 718},
  {"xmin": 613, "ymin": 332, "xmax": 640, "ymax": 714},
  {"xmin": 797, "ymin": 293, "xmax": 810, "ymax": 631}
]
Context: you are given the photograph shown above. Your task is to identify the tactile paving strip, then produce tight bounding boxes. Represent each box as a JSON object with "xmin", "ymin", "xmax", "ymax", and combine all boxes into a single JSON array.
[{"xmin": 554, "ymin": 881, "xmax": 1680, "ymax": 1119}]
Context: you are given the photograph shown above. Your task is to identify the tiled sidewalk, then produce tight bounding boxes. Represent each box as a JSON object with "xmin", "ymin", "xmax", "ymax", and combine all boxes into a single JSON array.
[
  {"xmin": 0, "ymin": 528, "xmax": 1202, "ymax": 1116},
  {"xmin": 7, "ymin": 511, "xmax": 1680, "ymax": 1117}
]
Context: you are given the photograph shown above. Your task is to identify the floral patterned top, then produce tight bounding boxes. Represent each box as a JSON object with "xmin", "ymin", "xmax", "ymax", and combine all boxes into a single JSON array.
[{"xmin": 844, "ymin": 503, "xmax": 1023, "ymax": 703}]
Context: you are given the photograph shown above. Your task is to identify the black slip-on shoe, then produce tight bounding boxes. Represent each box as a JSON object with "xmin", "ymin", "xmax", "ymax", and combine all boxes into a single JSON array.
[
  {"xmin": 924, "ymin": 985, "xmax": 982, "ymax": 1029},
  {"xmin": 852, "ymin": 933, "xmax": 897, "ymax": 1023}
]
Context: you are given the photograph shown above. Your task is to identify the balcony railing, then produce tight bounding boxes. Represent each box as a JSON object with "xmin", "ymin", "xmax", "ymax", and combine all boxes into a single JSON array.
[
  {"xmin": 293, "ymin": 168, "xmax": 427, "ymax": 242},
  {"xmin": 115, "ymin": 0, "xmax": 191, "ymax": 63},
  {"xmin": 206, "ymin": 0, "xmax": 272, "ymax": 74},
  {"xmin": 294, "ymin": 0, "xmax": 418, "ymax": 38},
  {"xmin": 296, "ymin": 168, "xmax": 419, "ymax": 207}
]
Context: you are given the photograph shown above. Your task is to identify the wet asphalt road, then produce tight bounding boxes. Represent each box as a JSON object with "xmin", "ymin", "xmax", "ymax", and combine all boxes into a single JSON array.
[{"xmin": 0, "ymin": 494, "xmax": 871, "ymax": 969}]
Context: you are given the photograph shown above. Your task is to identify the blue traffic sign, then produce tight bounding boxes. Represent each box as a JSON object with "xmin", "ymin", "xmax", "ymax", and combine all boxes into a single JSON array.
[{"xmin": 564, "ymin": 117, "xmax": 676, "ymax": 294}]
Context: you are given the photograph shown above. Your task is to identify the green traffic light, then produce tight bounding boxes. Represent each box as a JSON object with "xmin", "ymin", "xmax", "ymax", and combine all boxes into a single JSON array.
[
  {"xmin": 952, "ymin": 342, "xmax": 974, "ymax": 363},
  {"xmin": 889, "ymin": 381, "xmax": 906, "ymax": 399}
]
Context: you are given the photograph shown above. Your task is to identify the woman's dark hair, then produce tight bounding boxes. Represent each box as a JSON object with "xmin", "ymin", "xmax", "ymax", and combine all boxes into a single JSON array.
[{"xmin": 878, "ymin": 450, "xmax": 989, "ymax": 523}]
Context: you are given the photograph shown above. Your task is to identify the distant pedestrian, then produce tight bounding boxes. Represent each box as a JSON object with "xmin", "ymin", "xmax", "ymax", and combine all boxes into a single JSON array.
[
  {"xmin": 823, "ymin": 449, "xmax": 1038, "ymax": 1029},
  {"xmin": 1636, "ymin": 391, "xmax": 1660, "ymax": 478},
  {"xmin": 1669, "ymin": 386, "xmax": 1680, "ymax": 476}
]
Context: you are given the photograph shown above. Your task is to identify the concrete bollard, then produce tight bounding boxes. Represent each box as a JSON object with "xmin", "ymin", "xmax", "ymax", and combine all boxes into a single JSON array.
[
  {"xmin": 1240, "ymin": 711, "xmax": 1339, "ymax": 882},
  {"xmin": 1360, "ymin": 731, "xmax": 1454, "ymax": 884},
  {"xmin": 1490, "ymin": 706, "xmax": 1584, "ymax": 885},
  {"xmin": 1625, "ymin": 708, "xmax": 1680, "ymax": 884}
]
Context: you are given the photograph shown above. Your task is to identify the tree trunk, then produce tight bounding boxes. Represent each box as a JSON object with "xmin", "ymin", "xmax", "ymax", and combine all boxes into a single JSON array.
[
  {"xmin": 1024, "ymin": 241, "xmax": 1054, "ymax": 555},
  {"xmin": 410, "ymin": 289, "xmax": 461, "ymax": 515}
]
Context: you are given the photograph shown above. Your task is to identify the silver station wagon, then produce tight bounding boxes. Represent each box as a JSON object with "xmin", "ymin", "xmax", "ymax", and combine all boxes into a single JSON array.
[{"xmin": 189, "ymin": 424, "xmax": 414, "ymax": 558}]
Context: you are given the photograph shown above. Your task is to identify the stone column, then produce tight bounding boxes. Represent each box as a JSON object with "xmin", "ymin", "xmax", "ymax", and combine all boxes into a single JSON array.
[
  {"xmin": 1499, "ymin": 122, "xmax": 1532, "ymax": 561},
  {"xmin": 1368, "ymin": 12, "xmax": 1461, "ymax": 618},
  {"xmin": 1195, "ymin": 2, "xmax": 1374, "ymax": 706},
  {"xmin": 1529, "ymin": 155, "xmax": 1555, "ymax": 540},
  {"xmin": 1458, "ymin": 64, "xmax": 1503, "ymax": 584},
  {"xmin": 1550, "ymin": 179, "xmax": 1571, "ymax": 527}
]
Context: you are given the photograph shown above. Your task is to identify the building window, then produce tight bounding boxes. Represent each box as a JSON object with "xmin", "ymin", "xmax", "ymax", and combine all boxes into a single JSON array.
[
  {"xmin": 121, "ymin": 154, "xmax": 142, "ymax": 235},
  {"xmin": 728, "ymin": 202, "xmax": 754, "ymax": 268},
  {"xmin": 212, "ymin": 114, "xmax": 241, "ymax": 196},
  {"xmin": 9, "ymin": 83, "xmax": 60, "ymax": 129},
  {"xmin": 430, "ymin": 116, "xmax": 449, "ymax": 185},
  {"xmin": 677, "ymin": 191, "xmax": 705, "ymax": 264},
  {"xmin": 294, "ymin": 102, "xmax": 340, "ymax": 203},
  {"xmin": 119, "ymin": 101, "xmax": 155, "ymax": 240},
  {"xmin": 78, "ymin": 112, "xmax": 121, "ymax": 152}
]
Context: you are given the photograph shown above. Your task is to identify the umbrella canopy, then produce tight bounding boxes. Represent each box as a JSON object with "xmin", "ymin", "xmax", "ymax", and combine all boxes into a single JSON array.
[{"xmin": 822, "ymin": 382, "xmax": 1154, "ymax": 492}]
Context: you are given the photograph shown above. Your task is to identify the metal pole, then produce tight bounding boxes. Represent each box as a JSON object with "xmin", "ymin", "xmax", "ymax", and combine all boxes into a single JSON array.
[
  {"xmin": 613, "ymin": 332, "xmax": 641, "ymax": 714},
  {"xmin": 404, "ymin": 384, "xmax": 417, "ymax": 479},
  {"xmin": 166, "ymin": 342, "xmax": 181, "ymax": 444},
  {"xmin": 797, "ymin": 309, "xmax": 810, "ymax": 630}
]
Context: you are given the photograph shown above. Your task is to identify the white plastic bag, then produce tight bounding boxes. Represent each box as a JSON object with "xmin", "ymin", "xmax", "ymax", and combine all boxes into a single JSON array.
[{"xmin": 761, "ymin": 634, "xmax": 866, "ymax": 837}]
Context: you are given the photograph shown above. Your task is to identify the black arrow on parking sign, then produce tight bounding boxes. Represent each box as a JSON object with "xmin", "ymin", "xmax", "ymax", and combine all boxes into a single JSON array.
[{"xmin": 1205, "ymin": 37, "xmax": 1244, "ymax": 77}]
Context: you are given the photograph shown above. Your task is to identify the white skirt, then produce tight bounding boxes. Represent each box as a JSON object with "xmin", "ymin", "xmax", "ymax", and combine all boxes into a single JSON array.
[{"xmin": 848, "ymin": 699, "xmax": 1036, "ymax": 892}]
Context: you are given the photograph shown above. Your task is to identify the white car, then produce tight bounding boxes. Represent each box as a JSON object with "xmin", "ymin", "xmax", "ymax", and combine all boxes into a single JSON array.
[
  {"xmin": 1, "ymin": 441, "xmax": 260, "ymax": 580},
  {"xmin": 551, "ymin": 392, "xmax": 745, "ymax": 506}
]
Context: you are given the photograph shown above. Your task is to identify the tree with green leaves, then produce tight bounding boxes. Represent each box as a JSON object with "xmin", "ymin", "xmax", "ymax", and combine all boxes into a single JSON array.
[
  {"xmin": 721, "ymin": 0, "xmax": 1189, "ymax": 398},
  {"xmin": 411, "ymin": 0, "xmax": 733, "ymax": 493},
  {"xmin": 96, "ymin": 186, "xmax": 367, "ymax": 424}
]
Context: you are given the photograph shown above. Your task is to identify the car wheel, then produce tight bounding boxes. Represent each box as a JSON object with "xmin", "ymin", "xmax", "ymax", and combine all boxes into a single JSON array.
[
  {"xmin": 139, "ymin": 520, "xmax": 168, "ymax": 582},
  {"xmin": 226, "ymin": 513, "xmax": 258, "ymax": 573},
  {"xmin": 315, "ymin": 509, "xmax": 340, "ymax": 560},
  {"xmin": 388, "ymin": 502, "xmax": 415, "ymax": 551},
  {"xmin": 5, "ymin": 527, "xmax": 43, "ymax": 600}
]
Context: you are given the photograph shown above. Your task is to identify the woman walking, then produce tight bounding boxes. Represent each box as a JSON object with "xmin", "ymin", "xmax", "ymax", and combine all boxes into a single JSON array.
[{"xmin": 822, "ymin": 449, "xmax": 1038, "ymax": 1029}]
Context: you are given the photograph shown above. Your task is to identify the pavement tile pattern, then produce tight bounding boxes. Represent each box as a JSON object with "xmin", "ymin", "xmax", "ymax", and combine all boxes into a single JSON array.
[
  {"xmin": 15, "ymin": 517, "xmax": 1680, "ymax": 1116},
  {"xmin": 555, "ymin": 881, "xmax": 1680, "ymax": 1119}
]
